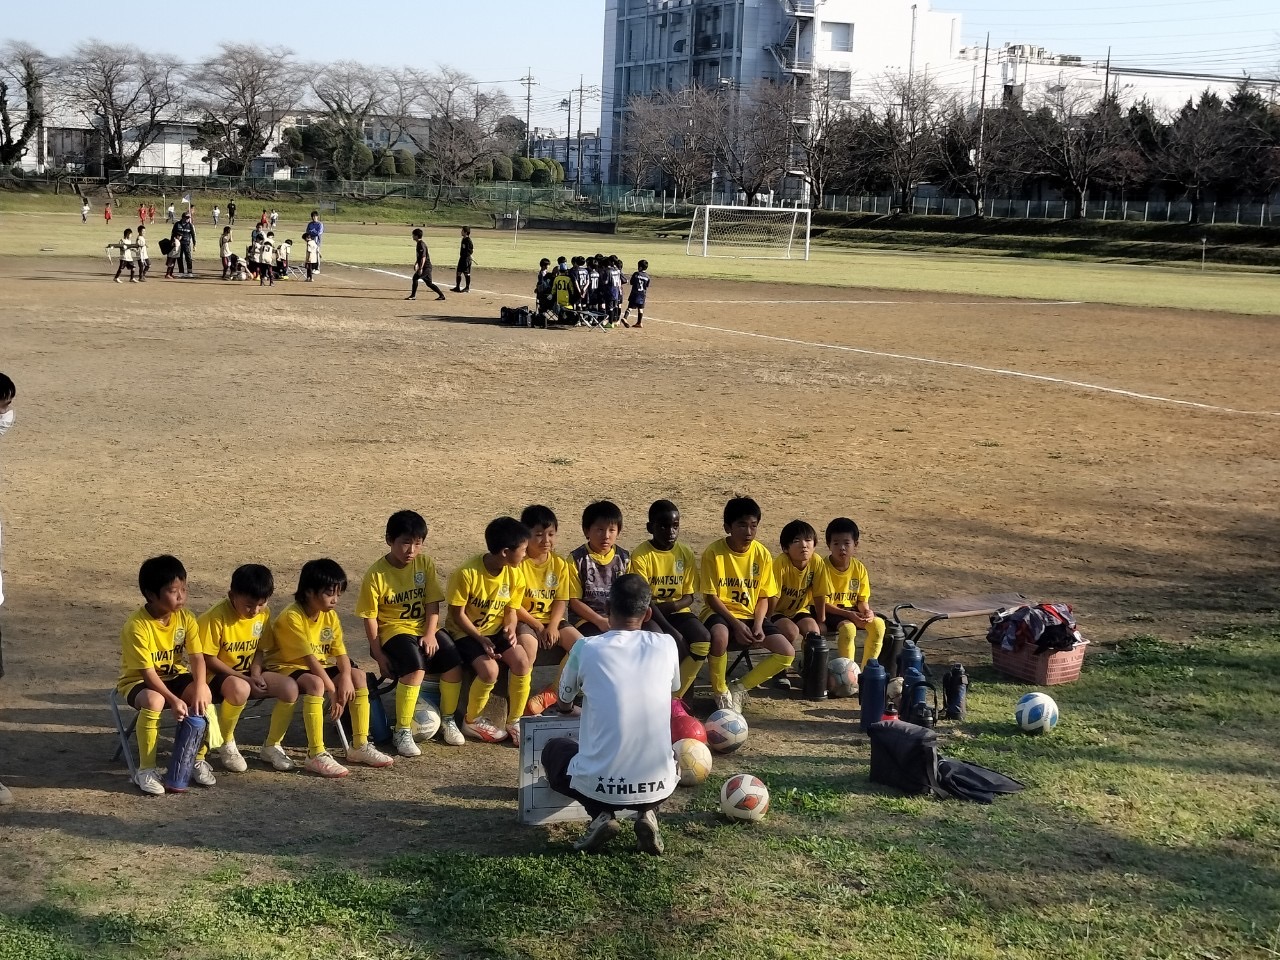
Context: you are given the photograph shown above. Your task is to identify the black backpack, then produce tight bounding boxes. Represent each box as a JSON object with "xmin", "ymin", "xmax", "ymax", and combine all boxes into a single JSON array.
[
  {"xmin": 499, "ymin": 306, "xmax": 531, "ymax": 328},
  {"xmin": 868, "ymin": 719, "xmax": 1025, "ymax": 803}
]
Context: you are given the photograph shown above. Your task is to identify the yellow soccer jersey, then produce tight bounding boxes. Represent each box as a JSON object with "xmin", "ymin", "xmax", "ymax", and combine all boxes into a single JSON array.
[
  {"xmin": 446, "ymin": 555, "xmax": 526, "ymax": 636},
  {"xmin": 773, "ymin": 552, "xmax": 825, "ymax": 619},
  {"xmin": 116, "ymin": 607, "xmax": 196, "ymax": 697},
  {"xmin": 520, "ymin": 553, "xmax": 572, "ymax": 624},
  {"xmin": 192, "ymin": 597, "xmax": 271, "ymax": 673},
  {"xmin": 699, "ymin": 539, "xmax": 779, "ymax": 621},
  {"xmin": 628, "ymin": 541, "xmax": 699, "ymax": 605},
  {"xmin": 264, "ymin": 602, "xmax": 347, "ymax": 673},
  {"xmin": 355, "ymin": 554, "xmax": 445, "ymax": 644},
  {"xmin": 818, "ymin": 556, "xmax": 872, "ymax": 610}
]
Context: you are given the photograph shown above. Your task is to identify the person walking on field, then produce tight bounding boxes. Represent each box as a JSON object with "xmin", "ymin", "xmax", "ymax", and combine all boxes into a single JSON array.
[
  {"xmin": 173, "ymin": 211, "xmax": 197, "ymax": 278},
  {"xmin": 450, "ymin": 226, "xmax": 473, "ymax": 293},
  {"xmin": 406, "ymin": 229, "xmax": 446, "ymax": 301},
  {"xmin": 227, "ymin": 198, "xmax": 237, "ymax": 225},
  {"xmin": 81, "ymin": 198, "xmax": 90, "ymax": 223}
]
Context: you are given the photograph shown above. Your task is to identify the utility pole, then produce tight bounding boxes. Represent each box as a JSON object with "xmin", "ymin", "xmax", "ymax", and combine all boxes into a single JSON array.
[
  {"xmin": 907, "ymin": 4, "xmax": 919, "ymax": 102},
  {"xmin": 1104, "ymin": 47, "xmax": 1111, "ymax": 100},
  {"xmin": 519, "ymin": 70, "xmax": 536, "ymax": 157},
  {"xmin": 562, "ymin": 95, "xmax": 573, "ymax": 181},
  {"xmin": 576, "ymin": 74, "xmax": 585, "ymax": 196},
  {"xmin": 976, "ymin": 33, "xmax": 990, "ymax": 218}
]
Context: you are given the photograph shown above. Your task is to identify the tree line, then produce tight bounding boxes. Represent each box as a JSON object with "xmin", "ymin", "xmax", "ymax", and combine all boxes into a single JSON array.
[{"xmin": 622, "ymin": 75, "xmax": 1280, "ymax": 221}]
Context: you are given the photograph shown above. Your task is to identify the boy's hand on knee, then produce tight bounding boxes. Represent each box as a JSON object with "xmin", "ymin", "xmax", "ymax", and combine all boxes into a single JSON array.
[
  {"xmin": 169, "ymin": 695, "xmax": 189, "ymax": 721},
  {"xmin": 192, "ymin": 683, "xmax": 212, "ymax": 717},
  {"xmin": 731, "ymin": 621, "xmax": 755, "ymax": 647},
  {"xmin": 420, "ymin": 633, "xmax": 439, "ymax": 657}
]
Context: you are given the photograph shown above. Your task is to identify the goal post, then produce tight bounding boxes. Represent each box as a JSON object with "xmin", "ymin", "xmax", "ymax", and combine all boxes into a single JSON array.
[{"xmin": 686, "ymin": 205, "xmax": 812, "ymax": 260}]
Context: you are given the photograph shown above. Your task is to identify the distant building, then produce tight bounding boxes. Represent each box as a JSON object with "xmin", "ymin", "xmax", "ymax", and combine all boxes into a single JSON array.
[{"xmin": 531, "ymin": 129, "xmax": 604, "ymax": 188}]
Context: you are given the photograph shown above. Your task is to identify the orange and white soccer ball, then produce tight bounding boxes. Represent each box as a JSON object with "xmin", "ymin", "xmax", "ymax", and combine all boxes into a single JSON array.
[
  {"xmin": 673, "ymin": 737, "xmax": 713, "ymax": 787},
  {"xmin": 719, "ymin": 773, "xmax": 770, "ymax": 822}
]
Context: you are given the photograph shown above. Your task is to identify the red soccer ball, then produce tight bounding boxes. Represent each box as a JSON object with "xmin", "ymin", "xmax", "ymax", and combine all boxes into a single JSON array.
[{"xmin": 671, "ymin": 714, "xmax": 708, "ymax": 745}]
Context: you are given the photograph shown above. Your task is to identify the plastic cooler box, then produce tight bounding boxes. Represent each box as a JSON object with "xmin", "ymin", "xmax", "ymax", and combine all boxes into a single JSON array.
[{"xmin": 992, "ymin": 640, "xmax": 1088, "ymax": 685}]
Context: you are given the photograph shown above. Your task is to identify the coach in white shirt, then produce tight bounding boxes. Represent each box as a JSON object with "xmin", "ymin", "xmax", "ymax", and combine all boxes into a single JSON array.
[{"xmin": 543, "ymin": 574, "xmax": 680, "ymax": 855}]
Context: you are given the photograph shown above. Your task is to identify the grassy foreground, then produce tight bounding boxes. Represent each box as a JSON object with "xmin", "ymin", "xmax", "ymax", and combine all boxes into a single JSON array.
[{"xmin": 2, "ymin": 627, "xmax": 1277, "ymax": 960}]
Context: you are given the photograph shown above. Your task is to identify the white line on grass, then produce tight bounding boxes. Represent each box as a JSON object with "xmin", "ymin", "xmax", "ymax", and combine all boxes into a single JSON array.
[
  {"xmin": 329, "ymin": 262, "xmax": 1279, "ymax": 418},
  {"xmin": 672, "ymin": 299, "xmax": 1087, "ymax": 306}
]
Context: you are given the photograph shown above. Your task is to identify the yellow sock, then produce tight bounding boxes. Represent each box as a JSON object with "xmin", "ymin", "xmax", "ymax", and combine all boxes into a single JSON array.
[
  {"xmin": 465, "ymin": 679, "xmax": 496, "ymax": 722},
  {"xmin": 266, "ymin": 700, "xmax": 295, "ymax": 746},
  {"xmin": 350, "ymin": 688, "xmax": 370, "ymax": 748},
  {"xmin": 709, "ymin": 653, "xmax": 728, "ymax": 694},
  {"xmin": 395, "ymin": 681, "xmax": 420, "ymax": 731},
  {"xmin": 440, "ymin": 680, "xmax": 462, "ymax": 717},
  {"xmin": 740, "ymin": 653, "xmax": 795, "ymax": 691},
  {"xmin": 837, "ymin": 621, "xmax": 858, "ymax": 662},
  {"xmin": 218, "ymin": 701, "xmax": 246, "ymax": 742},
  {"xmin": 506, "ymin": 672, "xmax": 532, "ymax": 725},
  {"xmin": 137, "ymin": 708, "xmax": 161, "ymax": 769},
  {"xmin": 861, "ymin": 616, "xmax": 886, "ymax": 669},
  {"xmin": 302, "ymin": 694, "xmax": 326, "ymax": 757},
  {"xmin": 678, "ymin": 640, "xmax": 711, "ymax": 696}
]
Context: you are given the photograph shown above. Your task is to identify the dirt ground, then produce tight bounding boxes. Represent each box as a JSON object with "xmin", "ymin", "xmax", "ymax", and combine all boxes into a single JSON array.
[{"xmin": 0, "ymin": 252, "xmax": 1276, "ymax": 906}]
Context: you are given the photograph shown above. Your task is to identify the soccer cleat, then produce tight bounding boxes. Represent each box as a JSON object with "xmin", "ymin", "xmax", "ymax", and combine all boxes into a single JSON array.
[
  {"xmin": 435, "ymin": 294, "xmax": 447, "ymax": 301},
  {"xmin": 192, "ymin": 759, "xmax": 217, "ymax": 787},
  {"xmin": 573, "ymin": 813, "xmax": 621, "ymax": 853},
  {"xmin": 393, "ymin": 727, "xmax": 421, "ymax": 758},
  {"xmin": 346, "ymin": 742, "xmax": 395, "ymax": 768},
  {"xmin": 219, "ymin": 740, "xmax": 248, "ymax": 773},
  {"xmin": 635, "ymin": 809, "xmax": 665, "ymax": 856},
  {"xmin": 259, "ymin": 743, "xmax": 296, "ymax": 771},
  {"xmin": 132, "ymin": 767, "xmax": 165, "ymax": 796},
  {"xmin": 438, "ymin": 716, "xmax": 465, "ymax": 746},
  {"xmin": 462, "ymin": 717, "xmax": 508, "ymax": 743},
  {"xmin": 114, "ymin": 277, "xmax": 122, "ymax": 283},
  {"xmin": 404, "ymin": 295, "xmax": 416, "ymax": 300},
  {"xmin": 729, "ymin": 681, "xmax": 749, "ymax": 714},
  {"xmin": 712, "ymin": 689, "xmax": 734, "ymax": 712},
  {"xmin": 505, "ymin": 723, "xmax": 521, "ymax": 747},
  {"xmin": 304, "ymin": 751, "xmax": 349, "ymax": 778}
]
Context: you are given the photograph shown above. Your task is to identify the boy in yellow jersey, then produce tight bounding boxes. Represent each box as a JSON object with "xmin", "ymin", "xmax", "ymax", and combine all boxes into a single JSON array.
[
  {"xmin": 263, "ymin": 559, "xmax": 394, "ymax": 778},
  {"xmin": 816, "ymin": 517, "xmax": 885, "ymax": 668},
  {"xmin": 515, "ymin": 505, "xmax": 581, "ymax": 710},
  {"xmin": 443, "ymin": 517, "xmax": 534, "ymax": 745},
  {"xmin": 192, "ymin": 563, "xmax": 300, "ymax": 774},
  {"xmin": 700, "ymin": 497, "xmax": 793, "ymax": 713},
  {"xmin": 627, "ymin": 499, "xmax": 709, "ymax": 697},
  {"xmin": 567, "ymin": 500, "xmax": 629, "ymax": 637},
  {"xmin": 117, "ymin": 555, "xmax": 213, "ymax": 796},
  {"xmin": 771, "ymin": 519, "xmax": 825, "ymax": 649},
  {"xmin": 357, "ymin": 510, "xmax": 467, "ymax": 756}
]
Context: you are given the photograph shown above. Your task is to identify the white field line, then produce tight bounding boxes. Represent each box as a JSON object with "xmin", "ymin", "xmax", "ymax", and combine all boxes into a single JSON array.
[
  {"xmin": 328, "ymin": 261, "xmax": 1280, "ymax": 418},
  {"xmin": 666, "ymin": 298, "xmax": 1087, "ymax": 306}
]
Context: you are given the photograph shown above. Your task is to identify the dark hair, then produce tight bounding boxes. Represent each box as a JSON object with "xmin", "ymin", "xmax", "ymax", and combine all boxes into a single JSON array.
[
  {"xmin": 294, "ymin": 558, "xmax": 348, "ymax": 603},
  {"xmin": 582, "ymin": 500, "xmax": 624, "ymax": 532},
  {"xmin": 230, "ymin": 563, "xmax": 275, "ymax": 601},
  {"xmin": 123, "ymin": 228, "xmax": 133, "ymax": 237},
  {"xmin": 648, "ymin": 499, "xmax": 678, "ymax": 524},
  {"xmin": 825, "ymin": 517, "xmax": 861, "ymax": 544},
  {"xmin": 0, "ymin": 373, "xmax": 12, "ymax": 401},
  {"xmin": 461, "ymin": 226, "xmax": 471, "ymax": 235},
  {"xmin": 412, "ymin": 228, "xmax": 423, "ymax": 239},
  {"xmin": 310, "ymin": 210, "xmax": 320, "ymax": 217},
  {"xmin": 609, "ymin": 573, "xmax": 652, "ymax": 620},
  {"xmin": 724, "ymin": 496, "xmax": 761, "ymax": 527},
  {"xmin": 520, "ymin": 504, "xmax": 558, "ymax": 531},
  {"xmin": 540, "ymin": 258, "xmax": 550, "ymax": 267},
  {"xmin": 485, "ymin": 516, "xmax": 531, "ymax": 553},
  {"xmin": 557, "ymin": 256, "xmax": 567, "ymax": 263},
  {"xmin": 386, "ymin": 510, "xmax": 428, "ymax": 542},
  {"xmin": 780, "ymin": 519, "xmax": 818, "ymax": 549},
  {"xmin": 139, "ymin": 554, "xmax": 187, "ymax": 598},
  {"xmin": 638, "ymin": 259, "xmax": 649, "ymax": 270}
]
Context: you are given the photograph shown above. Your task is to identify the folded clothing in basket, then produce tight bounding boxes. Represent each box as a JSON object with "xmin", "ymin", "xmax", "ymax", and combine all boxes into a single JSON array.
[{"xmin": 987, "ymin": 603, "xmax": 1082, "ymax": 654}]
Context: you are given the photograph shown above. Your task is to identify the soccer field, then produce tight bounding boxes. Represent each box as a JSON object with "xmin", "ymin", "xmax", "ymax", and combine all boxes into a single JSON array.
[{"xmin": 0, "ymin": 214, "xmax": 1278, "ymax": 959}]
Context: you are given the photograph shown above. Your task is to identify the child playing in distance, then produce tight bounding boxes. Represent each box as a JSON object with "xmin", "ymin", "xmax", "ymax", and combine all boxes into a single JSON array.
[
  {"xmin": 112, "ymin": 227, "xmax": 136, "ymax": 283},
  {"xmin": 621, "ymin": 259, "xmax": 650, "ymax": 329},
  {"xmin": 117, "ymin": 555, "xmax": 214, "ymax": 795},
  {"xmin": 443, "ymin": 517, "xmax": 535, "ymax": 745},
  {"xmin": 276, "ymin": 239, "xmax": 292, "ymax": 279},
  {"xmin": 816, "ymin": 518, "xmax": 885, "ymax": 669},
  {"xmin": 357, "ymin": 510, "xmax": 467, "ymax": 755},
  {"xmin": 700, "ymin": 497, "xmax": 793, "ymax": 713},
  {"xmin": 304, "ymin": 233, "xmax": 319, "ymax": 281},
  {"xmin": 135, "ymin": 226, "xmax": 150, "ymax": 282},
  {"xmin": 627, "ymin": 499, "xmax": 710, "ymax": 697},
  {"xmin": 259, "ymin": 233, "xmax": 276, "ymax": 286},
  {"xmin": 603, "ymin": 256, "xmax": 624, "ymax": 326},
  {"xmin": 516, "ymin": 505, "xmax": 581, "ymax": 710},
  {"xmin": 451, "ymin": 226, "xmax": 473, "ymax": 293},
  {"xmin": 567, "ymin": 500, "xmax": 630, "ymax": 637},
  {"xmin": 104, "ymin": 203, "xmax": 112, "ymax": 227},
  {"xmin": 219, "ymin": 227, "xmax": 233, "ymax": 280},
  {"xmin": 261, "ymin": 559, "xmax": 394, "ymax": 778},
  {"xmin": 770, "ymin": 520, "xmax": 825, "ymax": 675},
  {"xmin": 192, "ymin": 564, "xmax": 299, "ymax": 773}
]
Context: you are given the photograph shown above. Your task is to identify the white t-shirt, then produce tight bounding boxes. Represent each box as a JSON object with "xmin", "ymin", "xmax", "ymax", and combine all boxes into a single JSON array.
[{"xmin": 557, "ymin": 628, "xmax": 680, "ymax": 803}]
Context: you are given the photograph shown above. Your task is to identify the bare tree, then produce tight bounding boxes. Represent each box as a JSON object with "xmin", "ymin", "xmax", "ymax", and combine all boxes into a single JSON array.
[
  {"xmin": 414, "ymin": 66, "xmax": 515, "ymax": 205},
  {"xmin": 0, "ymin": 42, "xmax": 52, "ymax": 167},
  {"xmin": 1011, "ymin": 82, "xmax": 1128, "ymax": 218},
  {"xmin": 930, "ymin": 94, "xmax": 1021, "ymax": 212},
  {"xmin": 622, "ymin": 86, "xmax": 717, "ymax": 199},
  {"xmin": 790, "ymin": 76, "xmax": 856, "ymax": 205},
  {"xmin": 859, "ymin": 72, "xmax": 943, "ymax": 210},
  {"xmin": 704, "ymin": 81, "xmax": 794, "ymax": 204},
  {"xmin": 186, "ymin": 43, "xmax": 303, "ymax": 176},
  {"xmin": 1149, "ymin": 93, "xmax": 1239, "ymax": 222},
  {"xmin": 62, "ymin": 41, "xmax": 183, "ymax": 176}
]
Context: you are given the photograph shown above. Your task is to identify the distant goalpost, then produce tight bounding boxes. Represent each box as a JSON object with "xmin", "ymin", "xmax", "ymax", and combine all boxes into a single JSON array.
[{"xmin": 686, "ymin": 205, "xmax": 812, "ymax": 260}]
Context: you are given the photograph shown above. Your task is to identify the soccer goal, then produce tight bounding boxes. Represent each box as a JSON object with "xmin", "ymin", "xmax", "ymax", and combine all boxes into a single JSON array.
[{"xmin": 686, "ymin": 205, "xmax": 812, "ymax": 260}]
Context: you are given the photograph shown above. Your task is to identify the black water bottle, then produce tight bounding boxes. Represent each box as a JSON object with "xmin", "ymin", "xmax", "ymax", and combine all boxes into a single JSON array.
[
  {"xmin": 879, "ymin": 619, "xmax": 907, "ymax": 674},
  {"xmin": 943, "ymin": 664, "xmax": 969, "ymax": 721},
  {"xmin": 801, "ymin": 632, "xmax": 830, "ymax": 700}
]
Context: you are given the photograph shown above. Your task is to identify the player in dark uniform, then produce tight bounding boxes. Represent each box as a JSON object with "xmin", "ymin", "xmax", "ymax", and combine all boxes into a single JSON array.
[
  {"xmin": 451, "ymin": 226, "xmax": 474, "ymax": 293},
  {"xmin": 406, "ymin": 229, "xmax": 446, "ymax": 301},
  {"xmin": 622, "ymin": 259, "xmax": 651, "ymax": 329}
]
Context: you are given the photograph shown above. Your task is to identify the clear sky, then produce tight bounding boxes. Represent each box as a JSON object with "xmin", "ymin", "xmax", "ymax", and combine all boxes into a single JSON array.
[{"xmin": 8, "ymin": 0, "xmax": 1279, "ymax": 135}]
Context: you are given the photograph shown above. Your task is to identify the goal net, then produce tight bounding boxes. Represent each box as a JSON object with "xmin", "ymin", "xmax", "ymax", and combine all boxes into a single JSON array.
[{"xmin": 686, "ymin": 205, "xmax": 811, "ymax": 260}]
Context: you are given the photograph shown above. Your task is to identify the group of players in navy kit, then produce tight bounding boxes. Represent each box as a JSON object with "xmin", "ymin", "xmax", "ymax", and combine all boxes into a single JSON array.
[{"xmin": 538, "ymin": 253, "xmax": 651, "ymax": 328}]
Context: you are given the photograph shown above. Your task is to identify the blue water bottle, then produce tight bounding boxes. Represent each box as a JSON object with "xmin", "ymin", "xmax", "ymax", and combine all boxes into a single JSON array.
[
  {"xmin": 897, "ymin": 638, "xmax": 924, "ymax": 678},
  {"xmin": 859, "ymin": 659, "xmax": 888, "ymax": 731},
  {"xmin": 163, "ymin": 714, "xmax": 208, "ymax": 793}
]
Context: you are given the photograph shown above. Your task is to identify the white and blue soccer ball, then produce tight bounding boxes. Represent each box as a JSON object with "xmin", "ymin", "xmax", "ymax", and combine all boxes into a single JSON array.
[
  {"xmin": 1015, "ymin": 692, "xmax": 1059, "ymax": 734},
  {"xmin": 411, "ymin": 698, "xmax": 442, "ymax": 742},
  {"xmin": 705, "ymin": 709, "xmax": 749, "ymax": 753}
]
